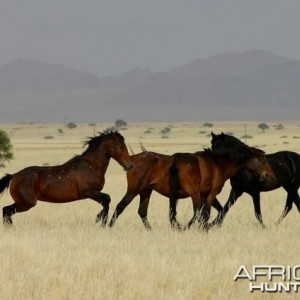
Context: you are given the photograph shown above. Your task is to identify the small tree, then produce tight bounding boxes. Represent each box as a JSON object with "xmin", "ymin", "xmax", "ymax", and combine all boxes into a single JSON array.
[
  {"xmin": 203, "ymin": 122, "xmax": 213, "ymax": 128},
  {"xmin": 115, "ymin": 119, "xmax": 127, "ymax": 128},
  {"xmin": 0, "ymin": 129, "xmax": 13, "ymax": 167},
  {"xmin": 57, "ymin": 129, "xmax": 64, "ymax": 135},
  {"xmin": 66, "ymin": 122, "xmax": 77, "ymax": 129},
  {"xmin": 275, "ymin": 124, "xmax": 284, "ymax": 130},
  {"xmin": 161, "ymin": 126, "xmax": 171, "ymax": 138},
  {"xmin": 258, "ymin": 122, "xmax": 269, "ymax": 133}
]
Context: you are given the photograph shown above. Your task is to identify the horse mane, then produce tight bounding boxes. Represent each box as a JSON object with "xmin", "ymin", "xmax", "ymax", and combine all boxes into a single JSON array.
[
  {"xmin": 83, "ymin": 131, "xmax": 123, "ymax": 154},
  {"xmin": 212, "ymin": 133, "xmax": 265, "ymax": 163},
  {"xmin": 228, "ymin": 145, "xmax": 264, "ymax": 163},
  {"xmin": 128, "ymin": 145, "xmax": 135, "ymax": 155},
  {"xmin": 223, "ymin": 134, "xmax": 264, "ymax": 155},
  {"xmin": 67, "ymin": 155, "xmax": 82, "ymax": 166},
  {"xmin": 140, "ymin": 142, "xmax": 147, "ymax": 153}
]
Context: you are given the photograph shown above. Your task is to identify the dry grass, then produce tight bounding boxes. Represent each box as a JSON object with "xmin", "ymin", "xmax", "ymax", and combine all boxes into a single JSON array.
[{"xmin": 0, "ymin": 121, "xmax": 300, "ymax": 300}]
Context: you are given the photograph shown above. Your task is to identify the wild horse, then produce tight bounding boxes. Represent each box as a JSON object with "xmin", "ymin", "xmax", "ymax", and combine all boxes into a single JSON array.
[
  {"xmin": 168, "ymin": 132, "xmax": 275, "ymax": 230},
  {"xmin": 0, "ymin": 131, "xmax": 132, "ymax": 227},
  {"xmin": 212, "ymin": 150, "xmax": 300, "ymax": 227},
  {"xmin": 108, "ymin": 150, "xmax": 224, "ymax": 230},
  {"xmin": 108, "ymin": 133, "xmax": 275, "ymax": 230}
]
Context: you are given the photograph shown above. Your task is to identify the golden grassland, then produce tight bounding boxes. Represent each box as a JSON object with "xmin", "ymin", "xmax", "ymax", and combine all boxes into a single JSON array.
[{"xmin": 0, "ymin": 121, "xmax": 300, "ymax": 300}]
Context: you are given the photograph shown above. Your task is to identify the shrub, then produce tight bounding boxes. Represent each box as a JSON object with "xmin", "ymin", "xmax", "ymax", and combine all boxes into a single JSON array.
[
  {"xmin": 161, "ymin": 126, "xmax": 171, "ymax": 138},
  {"xmin": 203, "ymin": 122, "xmax": 213, "ymax": 128},
  {"xmin": 275, "ymin": 124, "xmax": 284, "ymax": 130},
  {"xmin": 161, "ymin": 127, "xmax": 171, "ymax": 135},
  {"xmin": 66, "ymin": 122, "xmax": 77, "ymax": 129},
  {"xmin": 115, "ymin": 119, "xmax": 127, "ymax": 128},
  {"xmin": 241, "ymin": 134, "xmax": 253, "ymax": 139},
  {"xmin": 0, "ymin": 129, "xmax": 13, "ymax": 167}
]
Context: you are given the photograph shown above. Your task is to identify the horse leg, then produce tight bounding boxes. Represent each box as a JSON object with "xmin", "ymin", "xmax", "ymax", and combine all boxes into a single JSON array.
[
  {"xmin": 185, "ymin": 193, "xmax": 204, "ymax": 230},
  {"xmin": 211, "ymin": 188, "xmax": 243, "ymax": 227},
  {"xmin": 198, "ymin": 193, "xmax": 216, "ymax": 231},
  {"xmin": 92, "ymin": 192, "xmax": 111, "ymax": 226},
  {"xmin": 197, "ymin": 203, "xmax": 210, "ymax": 231},
  {"xmin": 276, "ymin": 191, "xmax": 295, "ymax": 225},
  {"xmin": 252, "ymin": 192, "xmax": 265, "ymax": 228},
  {"xmin": 292, "ymin": 192, "xmax": 300, "ymax": 214},
  {"xmin": 186, "ymin": 211, "xmax": 199, "ymax": 230},
  {"xmin": 138, "ymin": 189, "xmax": 152, "ymax": 230},
  {"xmin": 169, "ymin": 196, "xmax": 184, "ymax": 231},
  {"xmin": 108, "ymin": 192, "xmax": 136, "ymax": 228},
  {"xmin": 2, "ymin": 204, "xmax": 17, "ymax": 227},
  {"xmin": 3, "ymin": 198, "xmax": 36, "ymax": 227},
  {"xmin": 209, "ymin": 198, "xmax": 223, "ymax": 227}
]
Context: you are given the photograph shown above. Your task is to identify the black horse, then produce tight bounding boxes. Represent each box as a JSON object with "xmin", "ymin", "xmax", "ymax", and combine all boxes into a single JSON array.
[
  {"xmin": 167, "ymin": 132, "xmax": 275, "ymax": 230},
  {"xmin": 212, "ymin": 151, "xmax": 300, "ymax": 227}
]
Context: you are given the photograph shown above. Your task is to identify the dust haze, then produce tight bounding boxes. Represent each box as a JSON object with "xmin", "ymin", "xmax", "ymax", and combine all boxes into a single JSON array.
[{"xmin": 1, "ymin": 1, "xmax": 300, "ymax": 123}]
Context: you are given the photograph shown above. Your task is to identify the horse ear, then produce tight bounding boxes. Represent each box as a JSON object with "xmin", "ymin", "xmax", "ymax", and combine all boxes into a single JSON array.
[{"xmin": 211, "ymin": 132, "xmax": 216, "ymax": 138}]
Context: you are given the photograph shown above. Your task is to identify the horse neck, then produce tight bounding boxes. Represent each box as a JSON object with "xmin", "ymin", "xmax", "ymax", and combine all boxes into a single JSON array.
[
  {"xmin": 216, "ymin": 156, "xmax": 246, "ymax": 180},
  {"xmin": 82, "ymin": 149, "xmax": 111, "ymax": 173}
]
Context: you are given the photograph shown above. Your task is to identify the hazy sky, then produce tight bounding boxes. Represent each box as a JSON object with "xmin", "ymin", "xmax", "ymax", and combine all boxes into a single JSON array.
[{"xmin": 1, "ymin": 0, "xmax": 300, "ymax": 77}]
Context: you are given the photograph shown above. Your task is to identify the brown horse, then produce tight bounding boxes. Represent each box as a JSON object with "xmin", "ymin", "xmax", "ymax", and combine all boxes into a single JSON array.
[
  {"xmin": 168, "ymin": 132, "xmax": 276, "ymax": 230},
  {"xmin": 108, "ymin": 136, "xmax": 275, "ymax": 230},
  {"xmin": 0, "ymin": 131, "xmax": 132, "ymax": 227},
  {"xmin": 108, "ymin": 148, "xmax": 225, "ymax": 230}
]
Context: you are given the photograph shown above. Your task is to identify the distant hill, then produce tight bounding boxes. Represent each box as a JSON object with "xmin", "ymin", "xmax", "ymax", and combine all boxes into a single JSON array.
[
  {"xmin": 109, "ymin": 50, "xmax": 300, "ymax": 108},
  {"xmin": 0, "ymin": 58, "xmax": 100, "ymax": 89},
  {"xmin": 0, "ymin": 50, "xmax": 300, "ymax": 122}
]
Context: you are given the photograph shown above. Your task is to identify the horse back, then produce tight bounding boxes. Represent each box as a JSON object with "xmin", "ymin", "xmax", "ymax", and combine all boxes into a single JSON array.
[
  {"xmin": 231, "ymin": 151, "xmax": 300, "ymax": 191},
  {"xmin": 268, "ymin": 151, "xmax": 300, "ymax": 186},
  {"xmin": 194, "ymin": 151, "xmax": 225, "ymax": 191},
  {"xmin": 10, "ymin": 162, "xmax": 101, "ymax": 202},
  {"xmin": 126, "ymin": 152, "xmax": 171, "ymax": 193}
]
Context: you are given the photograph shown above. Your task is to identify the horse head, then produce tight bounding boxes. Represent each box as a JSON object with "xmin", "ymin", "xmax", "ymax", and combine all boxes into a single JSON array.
[
  {"xmin": 211, "ymin": 132, "xmax": 275, "ymax": 183},
  {"xmin": 85, "ymin": 131, "xmax": 132, "ymax": 171},
  {"xmin": 245, "ymin": 154, "xmax": 276, "ymax": 184},
  {"xmin": 107, "ymin": 131, "xmax": 132, "ymax": 171}
]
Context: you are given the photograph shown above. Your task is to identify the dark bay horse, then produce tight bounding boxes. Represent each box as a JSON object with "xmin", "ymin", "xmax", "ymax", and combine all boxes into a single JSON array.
[
  {"xmin": 108, "ymin": 133, "xmax": 275, "ymax": 230},
  {"xmin": 168, "ymin": 132, "xmax": 275, "ymax": 230},
  {"xmin": 212, "ymin": 150, "xmax": 300, "ymax": 227},
  {"xmin": 108, "ymin": 150, "xmax": 224, "ymax": 230},
  {"xmin": 0, "ymin": 131, "xmax": 132, "ymax": 227}
]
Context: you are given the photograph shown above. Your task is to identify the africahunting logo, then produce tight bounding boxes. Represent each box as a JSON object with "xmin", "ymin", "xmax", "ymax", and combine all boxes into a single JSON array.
[{"xmin": 234, "ymin": 265, "xmax": 300, "ymax": 293}]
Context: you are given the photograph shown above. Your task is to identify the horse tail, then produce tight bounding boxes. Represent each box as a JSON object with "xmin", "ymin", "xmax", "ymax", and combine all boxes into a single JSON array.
[
  {"xmin": 169, "ymin": 156, "xmax": 181, "ymax": 200},
  {"xmin": 0, "ymin": 174, "xmax": 13, "ymax": 195}
]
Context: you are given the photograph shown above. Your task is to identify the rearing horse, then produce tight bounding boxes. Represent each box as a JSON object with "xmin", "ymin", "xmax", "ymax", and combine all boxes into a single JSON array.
[{"xmin": 0, "ymin": 131, "xmax": 132, "ymax": 227}]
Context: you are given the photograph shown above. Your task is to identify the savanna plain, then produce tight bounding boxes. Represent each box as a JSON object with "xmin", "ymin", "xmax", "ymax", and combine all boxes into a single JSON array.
[{"xmin": 0, "ymin": 121, "xmax": 299, "ymax": 300}]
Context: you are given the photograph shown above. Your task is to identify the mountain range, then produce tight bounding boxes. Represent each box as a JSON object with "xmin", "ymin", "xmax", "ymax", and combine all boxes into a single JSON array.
[{"xmin": 0, "ymin": 50, "xmax": 299, "ymax": 123}]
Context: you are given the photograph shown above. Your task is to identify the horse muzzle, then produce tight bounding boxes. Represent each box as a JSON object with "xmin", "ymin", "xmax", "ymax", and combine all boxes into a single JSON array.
[
  {"xmin": 260, "ymin": 172, "xmax": 276, "ymax": 185},
  {"xmin": 123, "ymin": 162, "xmax": 133, "ymax": 171}
]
